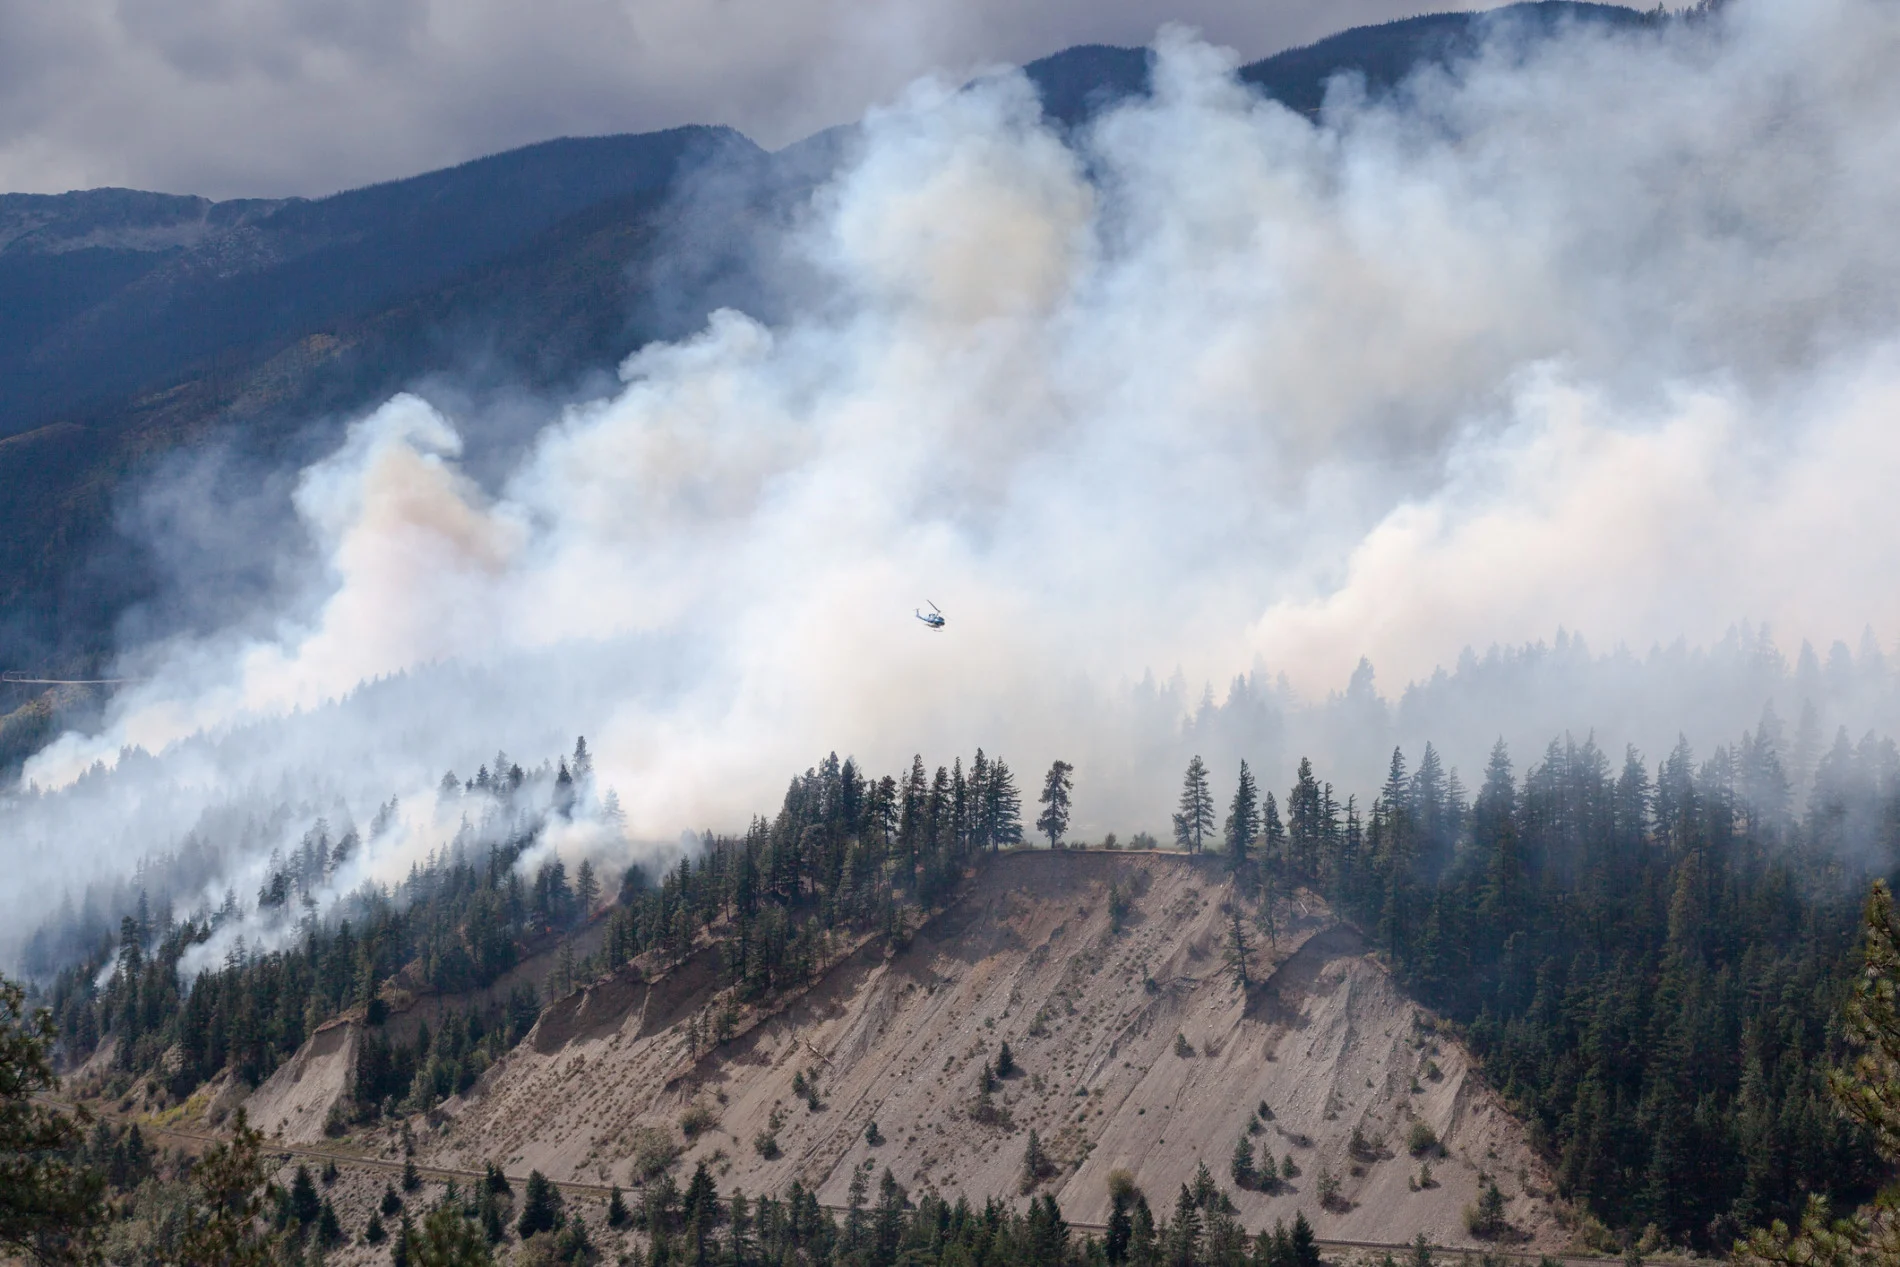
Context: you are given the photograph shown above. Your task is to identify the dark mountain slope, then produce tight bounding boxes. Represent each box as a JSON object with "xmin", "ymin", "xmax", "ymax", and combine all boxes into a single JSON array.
[
  {"xmin": 0, "ymin": 168, "xmax": 786, "ymax": 716},
  {"xmin": 1014, "ymin": 1, "xmax": 1653, "ymax": 128},
  {"xmin": 0, "ymin": 186, "xmax": 289, "ymax": 255},
  {"xmin": 2, "ymin": 127, "xmax": 758, "ymax": 441},
  {"xmin": 1019, "ymin": 45, "xmax": 1154, "ymax": 129},
  {"xmin": 0, "ymin": 130, "xmax": 777, "ymax": 704},
  {"xmin": 1239, "ymin": 1, "xmax": 1652, "ymax": 115}
]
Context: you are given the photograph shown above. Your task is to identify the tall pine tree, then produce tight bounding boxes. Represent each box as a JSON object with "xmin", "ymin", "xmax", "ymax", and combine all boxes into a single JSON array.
[
  {"xmin": 1175, "ymin": 757, "xmax": 1214, "ymax": 854},
  {"xmin": 1225, "ymin": 762, "xmax": 1260, "ymax": 872},
  {"xmin": 1036, "ymin": 762, "xmax": 1074, "ymax": 848}
]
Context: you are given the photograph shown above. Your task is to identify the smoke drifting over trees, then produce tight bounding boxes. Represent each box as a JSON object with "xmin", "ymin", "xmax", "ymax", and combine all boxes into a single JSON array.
[{"xmin": 9, "ymin": 2, "xmax": 1900, "ymax": 967}]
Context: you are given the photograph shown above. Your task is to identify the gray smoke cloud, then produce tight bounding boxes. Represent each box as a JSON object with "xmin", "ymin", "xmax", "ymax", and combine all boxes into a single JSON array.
[
  {"xmin": 7, "ymin": 0, "xmax": 1900, "ymax": 971},
  {"xmin": 0, "ymin": 0, "xmax": 1502, "ymax": 198}
]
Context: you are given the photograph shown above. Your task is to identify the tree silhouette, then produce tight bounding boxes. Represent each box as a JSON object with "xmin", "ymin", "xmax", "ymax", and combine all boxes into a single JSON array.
[
  {"xmin": 0, "ymin": 974, "xmax": 107, "ymax": 1263},
  {"xmin": 1175, "ymin": 757, "xmax": 1214, "ymax": 853},
  {"xmin": 1230, "ymin": 1135, "xmax": 1256, "ymax": 1189},
  {"xmin": 180, "ymin": 1110, "xmax": 281, "ymax": 1266},
  {"xmin": 1742, "ymin": 879, "xmax": 1900, "ymax": 1264},
  {"xmin": 1036, "ymin": 761, "xmax": 1074, "ymax": 848},
  {"xmin": 1224, "ymin": 906, "xmax": 1255, "ymax": 990},
  {"xmin": 1225, "ymin": 761, "xmax": 1260, "ymax": 871},
  {"xmin": 516, "ymin": 1170, "xmax": 564, "ymax": 1239}
]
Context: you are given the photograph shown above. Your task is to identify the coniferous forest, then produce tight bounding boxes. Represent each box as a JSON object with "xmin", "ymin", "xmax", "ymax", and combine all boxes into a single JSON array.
[
  {"xmin": 6, "ymin": 713, "xmax": 1900, "ymax": 1262},
  {"xmin": 1229, "ymin": 726, "xmax": 1893, "ymax": 1250}
]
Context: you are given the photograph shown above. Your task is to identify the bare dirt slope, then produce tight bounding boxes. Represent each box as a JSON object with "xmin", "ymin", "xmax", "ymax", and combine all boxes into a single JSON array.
[
  {"xmin": 233, "ymin": 910, "xmax": 610, "ymax": 1143},
  {"xmin": 247, "ymin": 1018, "xmax": 357, "ymax": 1144},
  {"xmin": 420, "ymin": 851, "xmax": 1563, "ymax": 1249}
]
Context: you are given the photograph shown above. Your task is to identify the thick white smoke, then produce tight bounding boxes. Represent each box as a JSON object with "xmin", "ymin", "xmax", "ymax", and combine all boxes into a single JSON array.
[{"xmin": 9, "ymin": 0, "xmax": 1900, "ymax": 967}]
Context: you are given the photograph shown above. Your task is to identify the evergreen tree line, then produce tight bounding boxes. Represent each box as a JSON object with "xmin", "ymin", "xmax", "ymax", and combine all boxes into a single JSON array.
[
  {"xmin": 1178, "ymin": 717, "xmax": 1900, "ymax": 1250},
  {"xmin": 39, "ymin": 740, "xmax": 606, "ymax": 1109},
  {"xmin": 597, "ymin": 750, "xmax": 1028, "ymax": 1007},
  {"xmin": 368, "ymin": 1155, "xmax": 1338, "ymax": 1267}
]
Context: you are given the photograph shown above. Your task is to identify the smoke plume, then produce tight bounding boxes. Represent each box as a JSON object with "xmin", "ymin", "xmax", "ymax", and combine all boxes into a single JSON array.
[{"xmin": 8, "ymin": 0, "xmax": 1900, "ymax": 969}]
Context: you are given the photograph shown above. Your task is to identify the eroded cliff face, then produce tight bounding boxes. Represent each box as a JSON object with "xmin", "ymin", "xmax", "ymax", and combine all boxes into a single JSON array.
[
  {"xmin": 245, "ymin": 1019, "xmax": 358, "ymax": 1144},
  {"xmin": 402, "ymin": 851, "xmax": 1560, "ymax": 1248}
]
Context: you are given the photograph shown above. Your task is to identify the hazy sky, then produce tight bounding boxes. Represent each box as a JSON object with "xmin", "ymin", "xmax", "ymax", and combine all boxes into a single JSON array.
[{"xmin": 0, "ymin": 0, "xmax": 1518, "ymax": 199}]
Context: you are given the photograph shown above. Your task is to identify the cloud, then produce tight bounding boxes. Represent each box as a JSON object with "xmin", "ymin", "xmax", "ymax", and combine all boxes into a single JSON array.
[
  {"xmin": 0, "ymin": 0, "xmax": 1506, "ymax": 198},
  {"xmin": 8, "ymin": 0, "xmax": 1900, "ymax": 969}
]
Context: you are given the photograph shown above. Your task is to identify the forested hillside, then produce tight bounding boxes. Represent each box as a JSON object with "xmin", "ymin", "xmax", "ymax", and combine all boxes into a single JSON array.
[
  {"xmin": 1201, "ymin": 726, "xmax": 1893, "ymax": 1249},
  {"xmin": 28, "ymin": 711, "xmax": 1899, "ymax": 1253},
  {"xmin": 40, "ymin": 743, "xmax": 1031, "ymax": 1122}
]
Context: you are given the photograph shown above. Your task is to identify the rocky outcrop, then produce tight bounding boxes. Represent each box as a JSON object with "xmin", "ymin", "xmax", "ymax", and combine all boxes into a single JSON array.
[{"xmin": 245, "ymin": 1019, "xmax": 357, "ymax": 1144}]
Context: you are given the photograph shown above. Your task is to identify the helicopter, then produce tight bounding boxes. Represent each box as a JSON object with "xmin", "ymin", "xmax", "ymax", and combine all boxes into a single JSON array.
[{"xmin": 915, "ymin": 601, "xmax": 947, "ymax": 630}]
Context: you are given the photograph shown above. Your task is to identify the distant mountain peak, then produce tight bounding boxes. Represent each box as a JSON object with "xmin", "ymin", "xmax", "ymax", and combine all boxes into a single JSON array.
[{"xmin": 1016, "ymin": 1, "xmax": 1655, "ymax": 127}]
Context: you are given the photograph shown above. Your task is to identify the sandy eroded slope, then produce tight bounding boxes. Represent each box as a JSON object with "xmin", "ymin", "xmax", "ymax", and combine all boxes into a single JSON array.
[{"xmin": 418, "ymin": 851, "xmax": 1562, "ymax": 1249}]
